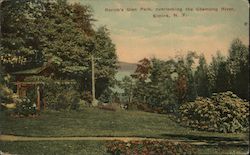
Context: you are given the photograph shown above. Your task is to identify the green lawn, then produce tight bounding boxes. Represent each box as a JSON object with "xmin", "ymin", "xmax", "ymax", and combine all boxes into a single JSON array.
[
  {"xmin": 0, "ymin": 108, "xmax": 247, "ymax": 141},
  {"xmin": 0, "ymin": 108, "xmax": 248, "ymax": 155},
  {"xmin": 0, "ymin": 141, "xmax": 107, "ymax": 155},
  {"xmin": 0, "ymin": 141, "xmax": 248, "ymax": 155}
]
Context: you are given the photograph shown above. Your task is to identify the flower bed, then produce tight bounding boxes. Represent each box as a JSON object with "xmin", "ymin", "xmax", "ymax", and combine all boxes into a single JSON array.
[{"xmin": 106, "ymin": 140, "xmax": 196, "ymax": 155}]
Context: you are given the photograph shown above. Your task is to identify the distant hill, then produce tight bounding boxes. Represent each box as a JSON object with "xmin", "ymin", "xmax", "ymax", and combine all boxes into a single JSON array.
[
  {"xmin": 118, "ymin": 61, "xmax": 137, "ymax": 72},
  {"xmin": 115, "ymin": 61, "xmax": 137, "ymax": 82}
]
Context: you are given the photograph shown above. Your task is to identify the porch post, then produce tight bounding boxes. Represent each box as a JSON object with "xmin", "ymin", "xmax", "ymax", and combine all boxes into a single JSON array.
[
  {"xmin": 16, "ymin": 82, "xmax": 21, "ymax": 96},
  {"xmin": 36, "ymin": 85, "xmax": 40, "ymax": 111}
]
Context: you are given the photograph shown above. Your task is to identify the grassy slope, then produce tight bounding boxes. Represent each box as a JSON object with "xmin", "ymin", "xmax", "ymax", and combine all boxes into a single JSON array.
[
  {"xmin": 0, "ymin": 109, "xmax": 248, "ymax": 155},
  {"xmin": 0, "ymin": 108, "xmax": 246, "ymax": 140}
]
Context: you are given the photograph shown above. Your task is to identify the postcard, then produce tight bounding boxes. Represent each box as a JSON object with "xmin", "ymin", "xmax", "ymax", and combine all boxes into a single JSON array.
[{"xmin": 0, "ymin": 0, "xmax": 249, "ymax": 154}]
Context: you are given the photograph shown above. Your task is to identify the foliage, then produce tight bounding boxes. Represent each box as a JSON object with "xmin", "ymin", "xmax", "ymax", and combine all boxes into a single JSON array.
[
  {"xmin": 92, "ymin": 27, "xmax": 118, "ymax": 98},
  {"xmin": 118, "ymin": 75, "xmax": 134, "ymax": 103},
  {"xmin": 175, "ymin": 74, "xmax": 188, "ymax": 106},
  {"xmin": 148, "ymin": 59, "xmax": 177, "ymax": 111},
  {"xmin": 128, "ymin": 39, "xmax": 248, "ymax": 114},
  {"xmin": 45, "ymin": 84, "xmax": 81, "ymax": 110},
  {"xmin": 53, "ymin": 89, "xmax": 79, "ymax": 110},
  {"xmin": 130, "ymin": 58, "xmax": 178, "ymax": 113},
  {"xmin": 1, "ymin": 0, "xmax": 46, "ymax": 70},
  {"xmin": 1, "ymin": 0, "xmax": 118, "ymax": 100},
  {"xmin": 207, "ymin": 39, "xmax": 249, "ymax": 100},
  {"xmin": 0, "ymin": 66, "xmax": 18, "ymax": 105},
  {"xmin": 14, "ymin": 97, "xmax": 37, "ymax": 116},
  {"xmin": 106, "ymin": 140, "xmax": 196, "ymax": 155},
  {"xmin": 0, "ymin": 84, "xmax": 15, "ymax": 104},
  {"xmin": 131, "ymin": 58, "xmax": 151, "ymax": 81},
  {"xmin": 179, "ymin": 91, "xmax": 249, "ymax": 133},
  {"xmin": 81, "ymin": 91, "xmax": 92, "ymax": 106},
  {"xmin": 130, "ymin": 55, "xmax": 198, "ymax": 113},
  {"xmin": 194, "ymin": 54, "xmax": 210, "ymax": 97},
  {"xmin": 227, "ymin": 39, "xmax": 249, "ymax": 99},
  {"xmin": 208, "ymin": 51, "xmax": 227, "ymax": 93},
  {"xmin": 24, "ymin": 76, "xmax": 81, "ymax": 110},
  {"xmin": 175, "ymin": 52, "xmax": 198, "ymax": 103}
]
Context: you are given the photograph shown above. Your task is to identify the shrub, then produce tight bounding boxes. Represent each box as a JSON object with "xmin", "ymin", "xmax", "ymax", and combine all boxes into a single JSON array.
[
  {"xmin": 54, "ymin": 89, "xmax": 81, "ymax": 110},
  {"xmin": 70, "ymin": 97, "xmax": 80, "ymax": 110},
  {"xmin": 106, "ymin": 140, "xmax": 196, "ymax": 155},
  {"xmin": 0, "ymin": 84, "xmax": 20, "ymax": 105},
  {"xmin": 81, "ymin": 91, "xmax": 92, "ymax": 106},
  {"xmin": 14, "ymin": 97, "xmax": 37, "ymax": 116},
  {"xmin": 179, "ymin": 91, "xmax": 249, "ymax": 133}
]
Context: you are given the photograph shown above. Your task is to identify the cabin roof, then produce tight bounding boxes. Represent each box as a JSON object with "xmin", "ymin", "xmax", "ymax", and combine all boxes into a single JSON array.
[{"xmin": 11, "ymin": 64, "xmax": 50, "ymax": 75}]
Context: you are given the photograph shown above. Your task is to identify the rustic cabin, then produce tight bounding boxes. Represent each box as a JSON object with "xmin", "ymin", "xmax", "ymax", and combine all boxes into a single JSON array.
[{"xmin": 11, "ymin": 63, "xmax": 54, "ymax": 111}]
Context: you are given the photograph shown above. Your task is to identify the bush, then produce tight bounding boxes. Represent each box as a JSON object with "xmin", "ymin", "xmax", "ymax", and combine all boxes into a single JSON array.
[
  {"xmin": 14, "ymin": 97, "xmax": 37, "ymax": 116},
  {"xmin": 81, "ymin": 91, "xmax": 92, "ymax": 106},
  {"xmin": 0, "ymin": 84, "xmax": 20, "ymax": 105},
  {"xmin": 106, "ymin": 140, "xmax": 196, "ymax": 155},
  {"xmin": 54, "ymin": 89, "xmax": 81, "ymax": 110},
  {"xmin": 179, "ymin": 91, "xmax": 249, "ymax": 133}
]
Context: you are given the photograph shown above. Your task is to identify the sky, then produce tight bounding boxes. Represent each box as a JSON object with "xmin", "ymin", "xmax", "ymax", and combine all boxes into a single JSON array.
[{"xmin": 69, "ymin": 0, "xmax": 249, "ymax": 63}]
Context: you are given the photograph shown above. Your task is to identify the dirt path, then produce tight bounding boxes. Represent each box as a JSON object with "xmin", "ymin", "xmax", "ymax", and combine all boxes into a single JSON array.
[{"xmin": 0, "ymin": 134, "xmax": 248, "ymax": 146}]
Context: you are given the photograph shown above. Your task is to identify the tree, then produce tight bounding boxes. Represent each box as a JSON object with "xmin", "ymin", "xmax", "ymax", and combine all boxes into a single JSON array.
[
  {"xmin": 208, "ymin": 51, "xmax": 226, "ymax": 93},
  {"xmin": 131, "ymin": 58, "xmax": 177, "ymax": 112},
  {"xmin": 1, "ymin": 0, "xmax": 118, "ymax": 100},
  {"xmin": 194, "ymin": 54, "xmax": 210, "ymax": 97},
  {"xmin": 227, "ymin": 39, "xmax": 249, "ymax": 99},
  {"xmin": 185, "ymin": 52, "xmax": 198, "ymax": 101},
  {"xmin": 175, "ymin": 52, "xmax": 198, "ymax": 103},
  {"xmin": 132, "ymin": 58, "xmax": 151, "ymax": 82},
  {"xmin": 148, "ymin": 58, "xmax": 177, "ymax": 109},
  {"xmin": 92, "ymin": 27, "xmax": 118, "ymax": 98},
  {"xmin": 1, "ymin": 0, "xmax": 46, "ymax": 71},
  {"xmin": 1, "ymin": 0, "xmax": 92, "ymax": 75},
  {"xmin": 208, "ymin": 40, "xmax": 248, "ymax": 100},
  {"xmin": 216, "ymin": 61, "xmax": 231, "ymax": 92},
  {"xmin": 131, "ymin": 58, "xmax": 152, "ymax": 103},
  {"xmin": 119, "ymin": 76, "xmax": 134, "ymax": 103}
]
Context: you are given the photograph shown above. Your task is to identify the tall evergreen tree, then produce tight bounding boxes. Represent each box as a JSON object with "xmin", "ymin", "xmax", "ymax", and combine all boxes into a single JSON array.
[
  {"xmin": 215, "ymin": 61, "xmax": 231, "ymax": 92},
  {"xmin": 194, "ymin": 54, "xmax": 210, "ymax": 97},
  {"xmin": 208, "ymin": 51, "xmax": 227, "ymax": 93},
  {"xmin": 227, "ymin": 39, "xmax": 249, "ymax": 99}
]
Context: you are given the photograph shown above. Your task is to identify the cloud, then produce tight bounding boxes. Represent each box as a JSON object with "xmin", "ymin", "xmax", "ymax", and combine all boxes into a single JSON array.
[{"xmin": 194, "ymin": 24, "xmax": 224, "ymax": 34}]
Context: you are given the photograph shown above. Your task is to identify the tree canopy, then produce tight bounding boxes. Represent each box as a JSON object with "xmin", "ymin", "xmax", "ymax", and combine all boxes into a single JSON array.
[
  {"xmin": 127, "ymin": 39, "xmax": 248, "ymax": 113},
  {"xmin": 1, "ymin": 0, "xmax": 118, "ymax": 98}
]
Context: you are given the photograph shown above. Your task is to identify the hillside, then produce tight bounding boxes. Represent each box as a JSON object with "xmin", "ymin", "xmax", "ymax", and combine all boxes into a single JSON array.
[
  {"xmin": 118, "ymin": 61, "xmax": 137, "ymax": 72},
  {"xmin": 0, "ymin": 108, "xmax": 245, "ymax": 140},
  {"xmin": 115, "ymin": 61, "xmax": 137, "ymax": 82}
]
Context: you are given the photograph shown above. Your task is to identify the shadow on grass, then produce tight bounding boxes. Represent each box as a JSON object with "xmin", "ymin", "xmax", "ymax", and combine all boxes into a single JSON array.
[{"xmin": 160, "ymin": 133, "xmax": 245, "ymax": 141}]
